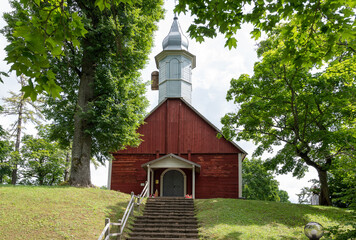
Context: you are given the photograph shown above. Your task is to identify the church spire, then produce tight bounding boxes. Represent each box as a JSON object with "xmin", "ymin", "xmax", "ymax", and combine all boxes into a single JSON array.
[
  {"xmin": 162, "ymin": 16, "xmax": 189, "ymax": 51},
  {"xmin": 153, "ymin": 15, "xmax": 196, "ymax": 104}
]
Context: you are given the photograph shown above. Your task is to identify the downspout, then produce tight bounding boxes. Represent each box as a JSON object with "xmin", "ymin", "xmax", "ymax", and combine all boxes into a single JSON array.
[
  {"xmin": 238, "ymin": 153, "xmax": 243, "ymax": 198},
  {"xmin": 107, "ymin": 159, "xmax": 112, "ymax": 190}
]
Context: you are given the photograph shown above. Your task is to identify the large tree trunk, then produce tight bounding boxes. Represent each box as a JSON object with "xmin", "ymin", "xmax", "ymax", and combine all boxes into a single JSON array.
[
  {"xmin": 299, "ymin": 152, "xmax": 332, "ymax": 206},
  {"xmin": 11, "ymin": 96, "xmax": 24, "ymax": 185},
  {"xmin": 317, "ymin": 168, "xmax": 332, "ymax": 206},
  {"xmin": 64, "ymin": 150, "xmax": 70, "ymax": 182},
  {"xmin": 69, "ymin": 37, "xmax": 95, "ymax": 187}
]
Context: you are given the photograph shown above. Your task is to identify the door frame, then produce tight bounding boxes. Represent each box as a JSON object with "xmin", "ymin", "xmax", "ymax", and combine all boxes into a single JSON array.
[{"xmin": 160, "ymin": 168, "xmax": 186, "ymax": 197}]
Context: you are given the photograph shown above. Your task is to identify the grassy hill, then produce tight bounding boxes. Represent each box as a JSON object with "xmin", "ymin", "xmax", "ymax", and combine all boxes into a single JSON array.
[
  {"xmin": 0, "ymin": 185, "xmax": 130, "ymax": 240},
  {"xmin": 195, "ymin": 198, "xmax": 355, "ymax": 239},
  {"xmin": 0, "ymin": 186, "xmax": 354, "ymax": 240}
]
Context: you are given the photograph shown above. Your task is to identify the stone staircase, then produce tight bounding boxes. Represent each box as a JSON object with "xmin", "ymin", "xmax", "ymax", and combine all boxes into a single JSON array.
[{"xmin": 127, "ymin": 197, "xmax": 199, "ymax": 240}]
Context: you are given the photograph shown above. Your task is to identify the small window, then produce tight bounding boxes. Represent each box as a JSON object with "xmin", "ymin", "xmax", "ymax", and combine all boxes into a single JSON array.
[{"xmin": 169, "ymin": 58, "xmax": 180, "ymax": 79}]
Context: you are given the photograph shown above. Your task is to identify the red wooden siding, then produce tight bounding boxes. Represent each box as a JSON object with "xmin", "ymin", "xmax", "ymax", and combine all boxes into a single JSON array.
[
  {"xmin": 111, "ymin": 154, "xmax": 154, "ymax": 194},
  {"xmin": 193, "ymin": 154, "xmax": 238, "ymax": 198},
  {"xmin": 118, "ymin": 98, "xmax": 240, "ymax": 155},
  {"xmin": 112, "ymin": 98, "xmax": 243, "ymax": 199}
]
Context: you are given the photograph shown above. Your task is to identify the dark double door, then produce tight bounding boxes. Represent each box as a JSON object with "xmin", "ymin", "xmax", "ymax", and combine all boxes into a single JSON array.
[{"xmin": 163, "ymin": 170, "xmax": 184, "ymax": 197}]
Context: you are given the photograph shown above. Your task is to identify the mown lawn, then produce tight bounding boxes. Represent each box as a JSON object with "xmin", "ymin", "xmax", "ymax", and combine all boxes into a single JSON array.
[
  {"xmin": 1, "ymin": 186, "xmax": 354, "ymax": 240},
  {"xmin": 0, "ymin": 185, "xmax": 131, "ymax": 240},
  {"xmin": 195, "ymin": 198, "xmax": 355, "ymax": 239}
]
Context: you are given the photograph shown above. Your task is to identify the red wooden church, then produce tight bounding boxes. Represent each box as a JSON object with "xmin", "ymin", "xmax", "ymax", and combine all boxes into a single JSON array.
[{"xmin": 108, "ymin": 17, "xmax": 247, "ymax": 199}]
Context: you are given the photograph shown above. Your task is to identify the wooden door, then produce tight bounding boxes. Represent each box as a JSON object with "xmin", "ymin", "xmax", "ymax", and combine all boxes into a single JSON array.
[{"xmin": 163, "ymin": 170, "xmax": 184, "ymax": 197}]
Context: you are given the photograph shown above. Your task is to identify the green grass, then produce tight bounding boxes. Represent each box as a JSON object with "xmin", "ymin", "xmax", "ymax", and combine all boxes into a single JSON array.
[
  {"xmin": 0, "ymin": 185, "xmax": 131, "ymax": 240},
  {"xmin": 1, "ymin": 186, "xmax": 354, "ymax": 240},
  {"xmin": 195, "ymin": 198, "xmax": 355, "ymax": 239}
]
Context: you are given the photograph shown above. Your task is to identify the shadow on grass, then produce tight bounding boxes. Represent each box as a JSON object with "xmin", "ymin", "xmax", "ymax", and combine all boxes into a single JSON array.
[
  {"xmin": 196, "ymin": 198, "xmax": 353, "ymax": 228},
  {"xmin": 195, "ymin": 198, "xmax": 354, "ymax": 239},
  {"xmin": 221, "ymin": 231, "xmax": 243, "ymax": 240},
  {"xmin": 103, "ymin": 195, "xmax": 145, "ymax": 238}
]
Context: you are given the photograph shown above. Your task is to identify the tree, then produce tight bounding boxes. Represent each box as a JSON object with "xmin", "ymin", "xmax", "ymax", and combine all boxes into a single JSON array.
[
  {"xmin": 297, "ymin": 179, "xmax": 320, "ymax": 204},
  {"xmin": 20, "ymin": 127, "xmax": 67, "ymax": 185},
  {"xmin": 220, "ymin": 28, "xmax": 355, "ymax": 205},
  {"xmin": 329, "ymin": 153, "xmax": 356, "ymax": 208},
  {"xmin": 3, "ymin": 1, "xmax": 164, "ymax": 186},
  {"xmin": 242, "ymin": 158, "xmax": 289, "ymax": 202},
  {"xmin": 174, "ymin": 0, "xmax": 355, "ymax": 206},
  {"xmin": 278, "ymin": 190, "xmax": 290, "ymax": 203},
  {"xmin": 1, "ymin": 75, "xmax": 43, "ymax": 184},
  {"xmin": 0, "ymin": 123, "xmax": 13, "ymax": 184},
  {"xmin": 175, "ymin": 0, "xmax": 355, "ymax": 58}
]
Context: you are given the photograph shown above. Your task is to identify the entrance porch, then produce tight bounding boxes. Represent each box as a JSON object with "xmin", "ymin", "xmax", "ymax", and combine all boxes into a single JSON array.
[{"xmin": 141, "ymin": 153, "xmax": 201, "ymax": 199}]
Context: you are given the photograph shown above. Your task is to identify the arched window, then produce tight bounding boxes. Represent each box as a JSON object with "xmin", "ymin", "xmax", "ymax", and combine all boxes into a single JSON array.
[{"xmin": 169, "ymin": 58, "xmax": 180, "ymax": 79}]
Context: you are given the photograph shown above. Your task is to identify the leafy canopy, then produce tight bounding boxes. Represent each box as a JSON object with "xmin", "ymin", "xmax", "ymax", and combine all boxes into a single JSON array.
[
  {"xmin": 1, "ymin": 0, "xmax": 157, "ymax": 100},
  {"xmin": 0, "ymin": 125, "xmax": 13, "ymax": 184},
  {"xmin": 176, "ymin": 0, "xmax": 355, "ymax": 55},
  {"xmin": 20, "ymin": 128, "xmax": 67, "ymax": 186},
  {"xmin": 39, "ymin": 0, "xmax": 164, "ymax": 162},
  {"xmin": 242, "ymin": 158, "xmax": 289, "ymax": 202},
  {"xmin": 221, "ymin": 31, "xmax": 355, "ymax": 177}
]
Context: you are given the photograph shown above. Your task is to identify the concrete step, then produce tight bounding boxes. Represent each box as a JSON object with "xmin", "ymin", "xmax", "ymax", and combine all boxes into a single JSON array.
[
  {"xmin": 143, "ymin": 211, "xmax": 195, "ymax": 216},
  {"xmin": 147, "ymin": 199, "xmax": 194, "ymax": 204},
  {"xmin": 127, "ymin": 238, "xmax": 199, "ymax": 240},
  {"xmin": 146, "ymin": 202, "xmax": 194, "ymax": 207},
  {"xmin": 135, "ymin": 215, "xmax": 197, "ymax": 221},
  {"xmin": 128, "ymin": 232, "xmax": 199, "ymax": 238},
  {"xmin": 129, "ymin": 227, "xmax": 199, "ymax": 234},
  {"xmin": 145, "ymin": 206, "xmax": 194, "ymax": 210},
  {"xmin": 131, "ymin": 223, "xmax": 198, "ymax": 229},
  {"xmin": 128, "ymin": 197, "xmax": 199, "ymax": 240},
  {"xmin": 133, "ymin": 218, "xmax": 198, "ymax": 225},
  {"xmin": 147, "ymin": 197, "xmax": 194, "ymax": 201},
  {"xmin": 147, "ymin": 199, "xmax": 194, "ymax": 203},
  {"xmin": 145, "ymin": 204, "xmax": 194, "ymax": 208}
]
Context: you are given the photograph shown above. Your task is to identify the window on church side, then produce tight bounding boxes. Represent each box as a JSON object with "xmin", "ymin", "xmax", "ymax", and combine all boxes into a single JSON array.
[{"xmin": 169, "ymin": 58, "xmax": 180, "ymax": 79}]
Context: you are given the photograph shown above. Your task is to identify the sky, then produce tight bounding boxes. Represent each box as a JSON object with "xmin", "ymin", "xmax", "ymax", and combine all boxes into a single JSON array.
[{"xmin": 0, "ymin": 0, "xmax": 318, "ymax": 203}]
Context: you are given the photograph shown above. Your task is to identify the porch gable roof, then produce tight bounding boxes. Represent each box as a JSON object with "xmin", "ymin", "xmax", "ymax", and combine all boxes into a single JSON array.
[{"xmin": 141, "ymin": 153, "xmax": 201, "ymax": 173}]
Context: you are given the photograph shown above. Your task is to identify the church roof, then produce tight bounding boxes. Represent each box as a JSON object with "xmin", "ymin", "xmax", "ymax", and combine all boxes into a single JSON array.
[{"xmin": 162, "ymin": 17, "xmax": 189, "ymax": 51}]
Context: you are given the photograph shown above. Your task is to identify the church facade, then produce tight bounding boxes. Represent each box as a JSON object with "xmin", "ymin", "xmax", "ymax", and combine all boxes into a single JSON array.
[{"xmin": 108, "ymin": 17, "xmax": 246, "ymax": 199}]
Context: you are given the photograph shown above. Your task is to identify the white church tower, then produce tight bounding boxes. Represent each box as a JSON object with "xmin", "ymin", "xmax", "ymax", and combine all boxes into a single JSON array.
[{"xmin": 152, "ymin": 16, "xmax": 196, "ymax": 104}]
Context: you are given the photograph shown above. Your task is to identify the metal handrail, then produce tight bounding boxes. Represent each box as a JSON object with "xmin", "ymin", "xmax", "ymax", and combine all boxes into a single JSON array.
[
  {"xmin": 140, "ymin": 181, "xmax": 148, "ymax": 198},
  {"xmin": 120, "ymin": 193, "xmax": 135, "ymax": 234},
  {"xmin": 97, "ymin": 181, "xmax": 148, "ymax": 240}
]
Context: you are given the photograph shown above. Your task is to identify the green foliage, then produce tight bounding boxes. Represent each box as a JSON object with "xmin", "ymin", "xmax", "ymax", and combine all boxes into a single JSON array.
[
  {"xmin": 3, "ymin": 0, "xmax": 164, "ymax": 185},
  {"xmin": 324, "ymin": 221, "xmax": 356, "ymax": 240},
  {"xmin": 1, "ymin": 75, "xmax": 44, "ymax": 184},
  {"xmin": 1, "ymin": 0, "xmax": 164, "ymax": 100},
  {"xmin": 176, "ymin": 0, "xmax": 355, "ymax": 65},
  {"xmin": 20, "ymin": 128, "xmax": 67, "ymax": 186},
  {"xmin": 0, "ymin": 126, "xmax": 13, "ymax": 183},
  {"xmin": 2, "ymin": 0, "xmax": 87, "ymax": 99},
  {"xmin": 242, "ymin": 158, "xmax": 286, "ymax": 202},
  {"xmin": 329, "ymin": 154, "xmax": 356, "ymax": 209},
  {"xmin": 40, "ymin": 0, "xmax": 164, "ymax": 162},
  {"xmin": 221, "ymin": 20, "xmax": 355, "ymax": 205},
  {"xmin": 0, "ymin": 71, "xmax": 9, "ymax": 83},
  {"xmin": 278, "ymin": 190, "xmax": 290, "ymax": 203}
]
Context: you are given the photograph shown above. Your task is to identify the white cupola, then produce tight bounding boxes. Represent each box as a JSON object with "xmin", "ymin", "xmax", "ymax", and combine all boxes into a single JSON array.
[{"xmin": 152, "ymin": 16, "xmax": 196, "ymax": 104}]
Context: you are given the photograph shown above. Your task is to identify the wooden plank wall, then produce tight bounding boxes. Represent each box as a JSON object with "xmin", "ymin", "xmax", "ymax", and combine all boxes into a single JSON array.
[
  {"xmin": 118, "ymin": 99, "xmax": 240, "ymax": 155},
  {"xmin": 112, "ymin": 98, "xmax": 242, "ymax": 199}
]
